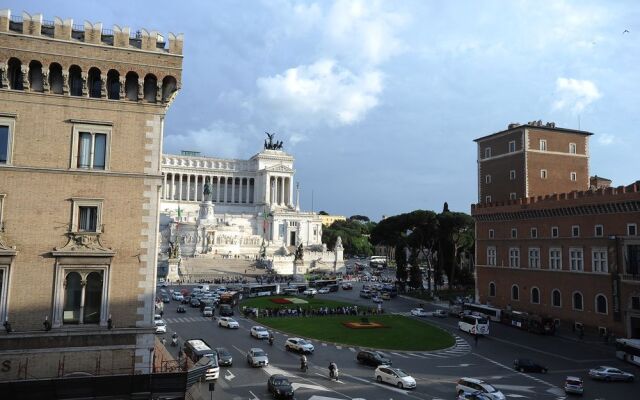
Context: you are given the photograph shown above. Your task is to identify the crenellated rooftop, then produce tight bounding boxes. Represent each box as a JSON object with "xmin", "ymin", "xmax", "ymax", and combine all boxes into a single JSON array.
[{"xmin": 0, "ymin": 10, "xmax": 183, "ymax": 55}]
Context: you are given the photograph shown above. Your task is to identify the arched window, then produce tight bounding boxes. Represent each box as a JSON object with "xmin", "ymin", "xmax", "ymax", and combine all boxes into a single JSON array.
[
  {"xmin": 63, "ymin": 272, "xmax": 82, "ymax": 324},
  {"xmin": 68, "ymin": 65, "xmax": 83, "ymax": 96},
  {"xmin": 573, "ymin": 291, "xmax": 583, "ymax": 311},
  {"xmin": 87, "ymin": 67, "xmax": 102, "ymax": 98},
  {"xmin": 125, "ymin": 71, "xmax": 138, "ymax": 101},
  {"xmin": 489, "ymin": 282, "xmax": 496, "ymax": 297},
  {"xmin": 595, "ymin": 294, "xmax": 608, "ymax": 314},
  {"xmin": 531, "ymin": 287, "xmax": 540, "ymax": 304},
  {"xmin": 552, "ymin": 289, "xmax": 561, "ymax": 307},
  {"xmin": 511, "ymin": 284, "xmax": 519, "ymax": 301},
  {"xmin": 49, "ymin": 63, "xmax": 64, "ymax": 94},
  {"xmin": 106, "ymin": 69, "xmax": 120, "ymax": 100},
  {"xmin": 84, "ymin": 271, "xmax": 103, "ymax": 323},
  {"xmin": 143, "ymin": 73, "xmax": 158, "ymax": 102},
  {"xmin": 28, "ymin": 60, "xmax": 44, "ymax": 92},
  {"xmin": 7, "ymin": 58, "xmax": 23, "ymax": 90},
  {"xmin": 162, "ymin": 75, "xmax": 177, "ymax": 102}
]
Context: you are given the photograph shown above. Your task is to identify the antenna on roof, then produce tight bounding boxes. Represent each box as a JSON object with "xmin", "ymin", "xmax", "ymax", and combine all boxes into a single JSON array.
[{"xmin": 578, "ymin": 114, "xmax": 581, "ymax": 130}]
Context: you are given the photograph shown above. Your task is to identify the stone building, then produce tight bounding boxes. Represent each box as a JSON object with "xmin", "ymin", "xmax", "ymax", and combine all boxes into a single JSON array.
[
  {"xmin": 0, "ymin": 10, "xmax": 182, "ymax": 380},
  {"xmin": 472, "ymin": 121, "xmax": 640, "ymax": 338}
]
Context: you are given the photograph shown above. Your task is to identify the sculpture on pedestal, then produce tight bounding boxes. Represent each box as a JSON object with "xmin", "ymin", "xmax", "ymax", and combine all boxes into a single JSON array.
[
  {"xmin": 264, "ymin": 132, "xmax": 284, "ymax": 150},
  {"xmin": 204, "ymin": 181, "xmax": 212, "ymax": 201},
  {"xmin": 294, "ymin": 243, "xmax": 304, "ymax": 261}
]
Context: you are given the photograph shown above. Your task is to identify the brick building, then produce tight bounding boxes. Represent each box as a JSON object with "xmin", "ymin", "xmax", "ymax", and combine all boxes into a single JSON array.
[
  {"xmin": 472, "ymin": 122, "xmax": 640, "ymax": 338},
  {"xmin": 0, "ymin": 10, "xmax": 182, "ymax": 380}
]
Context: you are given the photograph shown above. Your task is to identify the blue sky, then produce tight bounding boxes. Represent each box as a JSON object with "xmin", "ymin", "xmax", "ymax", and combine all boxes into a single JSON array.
[{"xmin": 12, "ymin": 0, "xmax": 640, "ymax": 220}]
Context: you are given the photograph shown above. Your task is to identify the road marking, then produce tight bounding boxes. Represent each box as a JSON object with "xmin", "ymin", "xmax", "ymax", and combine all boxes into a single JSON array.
[
  {"xmin": 349, "ymin": 347, "xmax": 356, "ymax": 352},
  {"xmin": 292, "ymin": 383, "xmax": 331, "ymax": 392},
  {"xmin": 322, "ymin": 343, "xmax": 328, "ymax": 347},
  {"xmin": 313, "ymin": 372, "xmax": 345, "ymax": 384},
  {"xmin": 336, "ymin": 345, "xmax": 342, "ymax": 350},
  {"xmin": 390, "ymin": 352, "xmax": 409, "ymax": 358},
  {"xmin": 232, "ymin": 345, "xmax": 247, "ymax": 356},
  {"xmin": 436, "ymin": 363, "xmax": 473, "ymax": 368},
  {"xmin": 474, "ymin": 352, "xmax": 560, "ymax": 392},
  {"xmin": 224, "ymin": 370, "xmax": 235, "ymax": 381},
  {"xmin": 264, "ymin": 364, "xmax": 295, "ymax": 377},
  {"xmin": 249, "ymin": 390, "xmax": 259, "ymax": 400},
  {"xmin": 487, "ymin": 335, "xmax": 611, "ymax": 363},
  {"xmin": 342, "ymin": 373, "xmax": 408, "ymax": 395}
]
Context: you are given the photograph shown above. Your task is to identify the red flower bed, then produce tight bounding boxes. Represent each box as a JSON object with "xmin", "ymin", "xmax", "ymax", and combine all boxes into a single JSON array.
[
  {"xmin": 342, "ymin": 321, "xmax": 387, "ymax": 329},
  {"xmin": 270, "ymin": 298, "xmax": 293, "ymax": 304}
]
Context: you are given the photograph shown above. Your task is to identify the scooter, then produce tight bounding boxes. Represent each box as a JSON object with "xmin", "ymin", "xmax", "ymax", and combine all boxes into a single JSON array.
[
  {"xmin": 330, "ymin": 368, "xmax": 339, "ymax": 381},
  {"xmin": 171, "ymin": 336, "xmax": 178, "ymax": 347},
  {"xmin": 268, "ymin": 336, "xmax": 274, "ymax": 346},
  {"xmin": 300, "ymin": 361, "xmax": 308, "ymax": 372}
]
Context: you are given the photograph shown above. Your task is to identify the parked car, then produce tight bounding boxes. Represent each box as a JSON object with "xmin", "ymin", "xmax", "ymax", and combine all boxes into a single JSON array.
[
  {"xmin": 250, "ymin": 326, "xmax": 270, "ymax": 339},
  {"xmin": 588, "ymin": 366, "xmax": 635, "ymax": 382},
  {"xmin": 176, "ymin": 305, "xmax": 186, "ymax": 313},
  {"xmin": 513, "ymin": 358, "xmax": 548, "ymax": 373},
  {"xmin": 218, "ymin": 317, "xmax": 239, "ymax": 329},
  {"xmin": 285, "ymin": 338, "xmax": 314, "ymax": 353},
  {"xmin": 155, "ymin": 320, "xmax": 167, "ymax": 334},
  {"xmin": 247, "ymin": 348, "xmax": 269, "ymax": 367},
  {"xmin": 318, "ymin": 287, "xmax": 330, "ymax": 294},
  {"xmin": 303, "ymin": 288, "xmax": 318, "ymax": 296},
  {"xmin": 410, "ymin": 308, "xmax": 428, "ymax": 317},
  {"xmin": 267, "ymin": 374, "xmax": 294, "ymax": 399},
  {"xmin": 357, "ymin": 350, "xmax": 392, "ymax": 367},
  {"xmin": 202, "ymin": 307, "xmax": 213, "ymax": 317},
  {"xmin": 374, "ymin": 366, "xmax": 416, "ymax": 389},
  {"xmin": 564, "ymin": 376, "xmax": 584, "ymax": 396},
  {"xmin": 342, "ymin": 282, "xmax": 353, "ymax": 290},
  {"xmin": 456, "ymin": 378, "xmax": 505, "ymax": 400},
  {"xmin": 215, "ymin": 347, "xmax": 233, "ymax": 366}
]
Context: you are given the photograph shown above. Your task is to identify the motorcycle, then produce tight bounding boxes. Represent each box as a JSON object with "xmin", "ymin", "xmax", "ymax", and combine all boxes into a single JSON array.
[
  {"xmin": 330, "ymin": 368, "xmax": 339, "ymax": 381},
  {"xmin": 171, "ymin": 337, "xmax": 178, "ymax": 347},
  {"xmin": 268, "ymin": 336, "xmax": 274, "ymax": 346},
  {"xmin": 300, "ymin": 361, "xmax": 308, "ymax": 372}
]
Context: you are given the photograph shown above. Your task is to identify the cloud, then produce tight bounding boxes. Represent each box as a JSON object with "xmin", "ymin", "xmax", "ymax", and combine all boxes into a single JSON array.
[
  {"xmin": 163, "ymin": 121, "xmax": 248, "ymax": 159},
  {"xmin": 552, "ymin": 77, "xmax": 601, "ymax": 113},
  {"xmin": 597, "ymin": 133, "xmax": 616, "ymax": 146},
  {"xmin": 256, "ymin": 59, "xmax": 382, "ymax": 126}
]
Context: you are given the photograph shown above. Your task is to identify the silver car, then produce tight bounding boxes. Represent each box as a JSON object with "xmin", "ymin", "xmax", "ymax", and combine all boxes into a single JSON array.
[
  {"xmin": 247, "ymin": 348, "xmax": 269, "ymax": 367},
  {"xmin": 588, "ymin": 366, "xmax": 635, "ymax": 382}
]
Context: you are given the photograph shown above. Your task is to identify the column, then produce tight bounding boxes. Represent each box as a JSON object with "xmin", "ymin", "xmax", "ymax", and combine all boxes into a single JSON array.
[
  {"xmin": 280, "ymin": 177, "xmax": 285, "ymax": 206},
  {"xmin": 171, "ymin": 173, "xmax": 176, "ymax": 200},
  {"xmin": 231, "ymin": 177, "xmax": 236, "ymax": 203},
  {"xmin": 245, "ymin": 178, "xmax": 250, "ymax": 204},
  {"xmin": 223, "ymin": 177, "xmax": 228, "ymax": 203},
  {"xmin": 288, "ymin": 178, "xmax": 294, "ymax": 206},
  {"xmin": 186, "ymin": 174, "xmax": 191, "ymax": 201},
  {"xmin": 194, "ymin": 175, "xmax": 199, "ymax": 202},
  {"xmin": 178, "ymin": 174, "xmax": 183, "ymax": 201},
  {"xmin": 216, "ymin": 176, "xmax": 221, "ymax": 202},
  {"xmin": 163, "ymin": 173, "xmax": 168, "ymax": 199}
]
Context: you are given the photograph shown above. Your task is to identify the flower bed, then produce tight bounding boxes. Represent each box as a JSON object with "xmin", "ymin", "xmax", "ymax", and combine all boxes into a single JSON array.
[
  {"xmin": 270, "ymin": 298, "xmax": 293, "ymax": 304},
  {"xmin": 342, "ymin": 321, "xmax": 387, "ymax": 329}
]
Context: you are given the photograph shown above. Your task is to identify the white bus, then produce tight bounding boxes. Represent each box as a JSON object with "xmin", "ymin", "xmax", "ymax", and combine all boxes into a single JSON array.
[
  {"xmin": 183, "ymin": 339, "xmax": 219, "ymax": 380},
  {"xmin": 616, "ymin": 338, "xmax": 640, "ymax": 367},
  {"xmin": 369, "ymin": 256, "xmax": 387, "ymax": 268},
  {"xmin": 458, "ymin": 315, "xmax": 490, "ymax": 336},
  {"xmin": 462, "ymin": 303, "xmax": 502, "ymax": 322}
]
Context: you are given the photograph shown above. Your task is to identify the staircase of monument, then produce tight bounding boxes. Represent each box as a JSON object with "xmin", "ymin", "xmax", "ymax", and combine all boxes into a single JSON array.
[{"xmin": 180, "ymin": 257, "xmax": 260, "ymax": 281}]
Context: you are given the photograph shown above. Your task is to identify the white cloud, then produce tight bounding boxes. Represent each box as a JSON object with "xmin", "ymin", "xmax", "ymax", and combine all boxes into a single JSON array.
[
  {"xmin": 256, "ymin": 59, "xmax": 382, "ymax": 126},
  {"xmin": 552, "ymin": 77, "xmax": 601, "ymax": 113},
  {"xmin": 597, "ymin": 133, "xmax": 616, "ymax": 146},
  {"xmin": 163, "ymin": 121, "xmax": 247, "ymax": 159}
]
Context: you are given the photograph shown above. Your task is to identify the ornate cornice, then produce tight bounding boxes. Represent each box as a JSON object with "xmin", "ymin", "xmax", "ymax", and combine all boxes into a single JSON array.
[
  {"xmin": 0, "ymin": 233, "xmax": 17, "ymax": 256},
  {"xmin": 474, "ymin": 200, "xmax": 640, "ymax": 222},
  {"xmin": 265, "ymin": 164, "xmax": 294, "ymax": 173},
  {"xmin": 52, "ymin": 232, "xmax": 116, "ymax": 257}
]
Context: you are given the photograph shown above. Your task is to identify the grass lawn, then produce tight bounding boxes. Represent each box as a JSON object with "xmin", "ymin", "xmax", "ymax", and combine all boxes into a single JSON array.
[
  {"xmin": 241, "ymin": 295, "xmax": 352, "ymax": 310},
  {"xmin": 254, "ymin": 315, "xmax": 455, "ymax": 351}
]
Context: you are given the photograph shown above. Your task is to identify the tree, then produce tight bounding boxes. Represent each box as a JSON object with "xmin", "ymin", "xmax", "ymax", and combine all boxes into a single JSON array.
[
  {"xmin": 395, "ymin": 242, "xmax": 408, "ymax": 289},
  {"xmin": 408, "ymin": 251, "xmax": 423, "ymax": 290},
  {"xmin": 318, "ymin": 210, "xmax": 329, "ymax": 215},
  {"xmin": 437, "ymin": 205, "xmax": 474, "ymax": 288},
  {"xmin": 349, "ymin": 215, "xmax": 370, "ymax": 223},
  {"xmin": 322, "ymin": 219, "xmax": 374, "ymax": 256}
]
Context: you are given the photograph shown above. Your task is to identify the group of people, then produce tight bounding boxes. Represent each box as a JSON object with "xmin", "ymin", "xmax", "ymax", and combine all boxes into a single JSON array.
[{"xmin": 244, "ymin": 305, "xmax": 383, "ymax": 318}]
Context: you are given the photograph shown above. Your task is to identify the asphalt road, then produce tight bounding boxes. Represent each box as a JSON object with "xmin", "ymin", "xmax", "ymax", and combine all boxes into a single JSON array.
[{"xmin": 157, "ymin": 280, "xmax": 640, "ymax": 400}]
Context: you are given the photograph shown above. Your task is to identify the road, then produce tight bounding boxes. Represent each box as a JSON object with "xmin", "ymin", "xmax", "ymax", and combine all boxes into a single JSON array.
[{"xmin": 157, "ymin": 280, "xmax": 639, "ymax": 400}]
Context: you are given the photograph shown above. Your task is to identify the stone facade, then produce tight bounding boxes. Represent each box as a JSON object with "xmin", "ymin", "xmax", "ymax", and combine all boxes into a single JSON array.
[{"xmin": 0, "ymin": 9, "xmax": 182, "ymax": 380}]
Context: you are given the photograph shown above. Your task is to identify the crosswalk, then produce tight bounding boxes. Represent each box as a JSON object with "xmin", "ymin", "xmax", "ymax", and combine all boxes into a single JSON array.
[{"xmin": 164, "ymin": 316, "xmax": 211, "ymax": 323}]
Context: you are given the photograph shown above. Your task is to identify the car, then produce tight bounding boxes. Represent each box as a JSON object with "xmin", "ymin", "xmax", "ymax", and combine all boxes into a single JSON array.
[
  {"xmin": 357, "ymin": 350, "xmax": 392, "ymax": 367},
  {"xmin": 457, "ymin": 391, "xmax": 493, "ymax": 400},
  {"xmin": 303, "ymin": 288, "xmax": 318, "ymax": 296},
  {"xmin": 247, "ymin": 348, "xmax": 269, "ymax": 367},
  {"xmin": 342, "ymin": 282, "xmax": 353, "ymax": 290},
  {"xmin": 372, "ymin": 296, "xmax": 383, "ymax": 303},
  {"xmin": 381, "ymin": 292, "xmax": 391, "ymax": 300},
  {"xmin": 202, "ymin": 306, "xmax": 213, "ymax": 317},
  {"xmin": 318, "ymin": 287, "xmax": 330, "ymax": 294},
  {"xmin": 154, "ymin": 313, "xmax": 162, "ymax": 320},
  {"xmin": 431, "ymin": 309, "xmax": 447, "ymax": 318},
  {"xmin": 360, "ymin": 290, "xmax": 372, "ymax": 299},
  {"xmin": 285, "ymin": 337, "xmax": 315, "ymax": 353},
  {"xmin": 190, "ymin": 298, "xmax": 201, "ymax": 308},
  {"xmin": 251, "ymin": 326, "xmax": 270, "ymax": 339},
  {"xmin": 588, "ymin": 366, "xmax": 635, "ymax": 382},
  {"xmin": 218, "ymin": 317, "xmax": 239, "ymax": 329},
  {"xmin": 155, "ymin": 320, "xmax": 167, "ymax": 334},
  {"xmin": 456, "ymin": 378, "xmax": 505, "ymax": 400},
  {"xmin": 513, "ymin": 358, "xmax": 548, "ymax": 373},
  {"xmin": 267, "ymin": 374, "xmax": 294, "ymax": 399},
  {"xmin": 173, "ymin": 293, "xmax": 184, "ymax": 301},
  {"xmin": 219, "ymin": 304, "xmax": 234, "ymax": 316},
  {"xmin": 374, "ymin": 366, "xmax": 416, "ymax": 389},
  {"xmin": 161, "ymin": 295, "xmax": 170, "ymax": 303},
  {"xmin": 215, "ymin": 347, "xmax": 233, "ymax": 366},
  {"xmin": 176, "ymin": 305, "xmax": 186, "ymax": 313},
  {"xmin": 182, "ymin": 295, "xmax": 191, "ymax": 304},
  {"xmin": 564, "ymin": 376, "xmax": 584, "ymax": 396},
  {"xmin": 410, "ymin": 308, "xmax": 428, "ymax": 317}
]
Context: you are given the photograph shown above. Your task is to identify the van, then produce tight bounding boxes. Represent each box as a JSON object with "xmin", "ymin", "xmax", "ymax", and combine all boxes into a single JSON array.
[
  {"xmin": 183, "ymin": 339, "xmax": 219, "ymax": 380},
  {"xmin": 197, "ymin": 284, "xmax": 210, "ymax": 292},
  {"xmin": 458, "ymin": 315, "xmax": 490, "ymax": 336}
]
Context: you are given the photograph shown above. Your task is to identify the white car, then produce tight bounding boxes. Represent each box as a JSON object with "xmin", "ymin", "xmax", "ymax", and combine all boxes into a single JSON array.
[
  {"xmin": 285, "ymin": 337, "xmax": 315, "ymax": 353},
  {"xmin": 410, "ymin": 308, "xmax": 428, "ymax": 317},
  {"xmin": 155, "ymin": 320, "xmax": 167, "ymax": 334},
  {"xmin": 456, "ymin": 378, "xmax": 505, "ymax": 400},
  {"xmin": 218, "ymin": 317, "xmax": 239, "ymax": 329},
  {"xmin": 375, "ymin": 366, "xmax": 416, "ymax": 389},
  {"xmin": 431, "ymin": 309, "xmax": 447, "ymax": 318},
  {"xmin": 303, "ymin": 288, "xmax": 318, "ymax": 296},
  {"xmin": 173, "ymin": 293, "xmax": 184, "ymax": 301},
  {"xmin": 588, "ymin": 366, "xmax": 635, "ymax": 382},
  {"xmin": 202, "ymin": 306, "xmax": 213, "ymax": 317},
  {"xmin": 250, "ymin": 326, "xmax": 270, "ymax": 339},
  {"xmin": 318, "ymin": 287, "xmax": 330, "ymax": 294}
]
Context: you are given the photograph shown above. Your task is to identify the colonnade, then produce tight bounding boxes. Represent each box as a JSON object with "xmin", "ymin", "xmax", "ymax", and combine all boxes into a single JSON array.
[
  {"xmin": 162, "ymin": 173, "xmax": 255, "ymax": 204},
  {"xmin": 269, "ymin": 176, "xmax": 293, "ymax": 206}
]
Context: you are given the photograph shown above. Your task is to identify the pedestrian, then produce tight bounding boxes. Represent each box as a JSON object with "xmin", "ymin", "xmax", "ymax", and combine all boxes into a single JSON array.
[{"xmin": 474, "ymin": 333, "xmax": 479, "ymax": 347}]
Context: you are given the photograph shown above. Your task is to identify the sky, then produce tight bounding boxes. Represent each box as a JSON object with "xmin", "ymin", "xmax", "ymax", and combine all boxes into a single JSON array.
[{"xmin": 12, "ymin": 0, "xmax": 640, "ymax": 221}]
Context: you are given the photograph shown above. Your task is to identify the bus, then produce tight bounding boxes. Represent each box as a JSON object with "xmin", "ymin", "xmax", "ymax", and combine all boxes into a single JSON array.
[
  {"xmin": 219, "ymin": 291, "xmax": 241, "ymax": 305},
  {"xmin": 458, "ymin": 315, "xmax": 490, "ymax": 336},
  {"xmin": 500, "ymin": 310, "xmax": 555, "ymax": 335},
  {"xmin": 369, "ymin": 256, "xmax": 387, "ymax": 268},
  {"xmin": 462, "ymin": 303, "xmax": 502, "ymax": 322},
  {"xmin": 244, "ymin": 284, "xmax": 280, "ymax": 297},
  {"xmin": 616, "ymin": 338, "xmax": 640, "ymax": 367},
  {"xmin": 183, "ymin": 339, "xmax": 219, "ymax": 381},
  {"xmin": 309, "ymin": 279, "xmax": 341, "ymax": 288}
]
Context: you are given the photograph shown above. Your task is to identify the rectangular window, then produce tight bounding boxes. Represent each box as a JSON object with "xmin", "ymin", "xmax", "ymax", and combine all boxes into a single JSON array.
[
  {"xmin": 485, "ymin": 195, "xmax": 492, "ymax": 203},
  {"xmin": 551, "ymin": 226, "xmax": 559, "ymax": 238},
  {"xmin": 570, "ymin": 248, "xmax": 584, "ymax": 271},
  {"xmin": 71, "ymin": 198, "xmax": 103, "ymax": 233},
  {"xmin": 488, "ymin": 229, "xmax": 494, "ymax": 239},
  {"xmin": 569, "ymin": 143, "xmax": 577, "ymax": 154},
  {"xmin": 510, "ymin": 192, "xmax": 517, "ymax": 200},
  {"xmin": 509, "ymin": 247, "xmax": 520, "ymax": 267},
  {"xmin": 592, "ymin": 248, "xmax": 608, "ymax": 273},
  {"xmin": 0, "ymin": 194, "xmax": 4, "ymax": 231},
  {"xmin": 570, "ymin": 172, "xmax": 577, "ymax": 181},
  {"xmin": 549, "ymin": 248, "xmax": 562, "ymax": 270},
  {"xmin": 531, "ymin": 227, "xmax": 538, "ymax": 238},
  {"xmin": 511, "ymin": 228, "xmax": 517, "ymax": 238},
  {"xmin": 71, "ymin": 123, "xmax": 111, "ymax": 171},
  {"xmin": 485, "ymin": 175, "xmax": 492, "ymax": 184},
  {"xmin": 528, "ymin": 248, "xmax": 540, "ymax": 268},
  {"xmin": 628, "ymin": 224, "xmax": 638, "ymax": 236},
  {"xmin": 539, "ymin": 139, "xmax": 547, "ymax": 151},
  {"xmin": 509, "ymin": 140, "xmax": 516, "ymax": 153},
  {"xmin": 0, "ymin": 267, "xmax": 9, "ymax": 325},
  {"xmin": 541, "ymin": 169, "xmax": 548, "ymax": 179},
  {"xmin": 0, "ymin": 117, "xmax": 16, "ymax": 165},
  {"xmin": 594, "ymin": 225, "xmax": 603, "ymax": 237},
  {"xmin": 484, "ymin": 147, "xmax": 491, "ymax": 159},
  {"xmin": 487, "ymin": 247, "xmax": 497, "ymax": 266},
  {"xmin": 572, "ymin": 225, "xmax": 580, "ymax": 237},
  {"xmin": 632, "ymin": 296, "xmax": 640, "ymax": 310},
  {"xmin": 509, "ymin": 170, "xmax": 516, "ymax": 180}
]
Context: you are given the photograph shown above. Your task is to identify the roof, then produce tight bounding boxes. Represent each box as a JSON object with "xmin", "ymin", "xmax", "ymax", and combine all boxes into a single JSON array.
[{"xmin": 474, "ymin": 123, "xmax": 593, "ymax": 142}]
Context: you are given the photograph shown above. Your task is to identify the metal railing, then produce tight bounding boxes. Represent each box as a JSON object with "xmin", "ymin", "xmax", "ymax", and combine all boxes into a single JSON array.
[
  {"xmin": 72, "ymin": 23, "xmax": 84, "ymax": 32},
  {"xmin": 9, "ymin": 15, "xmax": 22, "ymax": 23}
]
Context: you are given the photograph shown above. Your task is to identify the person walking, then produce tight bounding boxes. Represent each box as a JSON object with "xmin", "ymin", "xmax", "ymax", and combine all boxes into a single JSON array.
[{"xmin": 474, "ymin": 333, "xmax": 479, "ymax": 347}]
